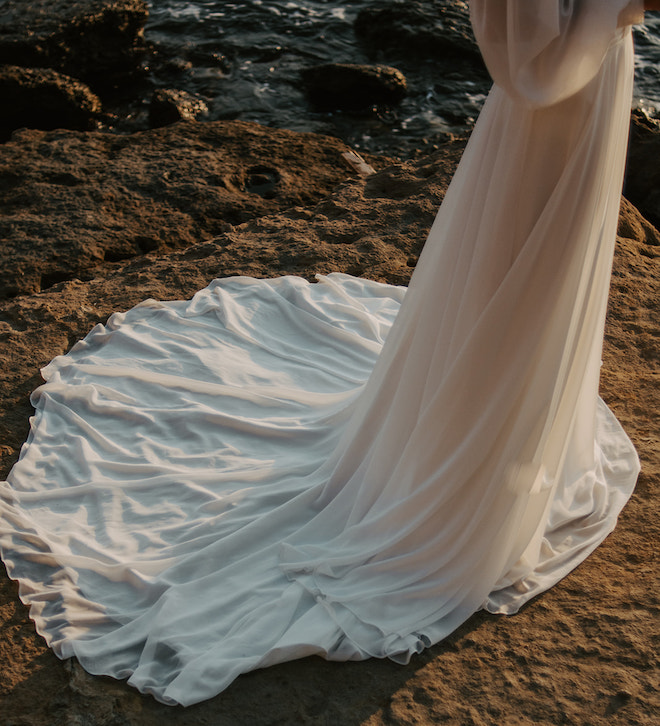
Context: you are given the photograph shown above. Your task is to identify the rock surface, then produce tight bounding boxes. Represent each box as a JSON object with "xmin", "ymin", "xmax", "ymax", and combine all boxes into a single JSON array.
[
  {"xmin": 355, "ymin": 0, "xmax": 482, "ymax": 64},
  {"xmin": 0, "ymin": 120, "xmax": 386, "ymax": 299},
  {"xmin": 626, "ymin": 110, "xmax": 660, "ymax": 228},
  {"xmin": 0, "ymin": 65, "xmax": 101, "ymax": 140},
  {"xmin": 0, "ymin": 0, "xmax": 148, "ymax": 86},
  {"xmin": 149, "ymin": 88, "xmax": 209, "ymax": 128},
  {"xmin": 301, "ymin": 63, "xmax": 407, "ymax": 112},
  {"xmin": 0, "ymin": 130, "xmax": 658, "ymax": 724}
]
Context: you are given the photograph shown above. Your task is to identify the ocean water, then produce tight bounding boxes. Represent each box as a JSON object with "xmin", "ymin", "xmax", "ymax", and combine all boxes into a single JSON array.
[{"xmin": 143, "ymin": 1, "xmax": 660, "ymax": 157}]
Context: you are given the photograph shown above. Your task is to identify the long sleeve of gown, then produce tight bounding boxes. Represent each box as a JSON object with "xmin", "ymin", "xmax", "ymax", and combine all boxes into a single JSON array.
[{"xmin": 470, "ymin": 0, "xmax": 645, "ymax": 107}]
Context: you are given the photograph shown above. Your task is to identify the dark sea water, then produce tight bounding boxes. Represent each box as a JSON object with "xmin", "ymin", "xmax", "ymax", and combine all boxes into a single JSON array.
[{"xmin": 142, "ymin": 1, "xmax": 660, "ymax": 158}]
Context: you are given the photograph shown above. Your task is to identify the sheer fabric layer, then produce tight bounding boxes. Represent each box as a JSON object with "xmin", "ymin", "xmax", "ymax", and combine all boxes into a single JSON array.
[{"xmin": 0, "ymin": 0, "xmax": 641, "ymax": 706}]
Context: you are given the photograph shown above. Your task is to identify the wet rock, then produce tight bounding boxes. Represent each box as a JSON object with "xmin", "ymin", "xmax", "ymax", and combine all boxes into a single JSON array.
[
  {"xmin": 0, "ymin": 65, "xmax": 101, "ymax": 140},
  {"xmin": 0, "ymin": 0, "xmax": 148, "ymax": 87},
  {"xmin": 626, "ymin": 111, "xmax": 660, "ymax": 228},
  {"xmin": 0, "ymin": 120, "xmax": 387, "ymax": 299},
  {"xmin": 301, "ymin": 63, "xmax": 407, "ymax": 112},
  {"xmin": 149, "ymin": 89, "xmax": 209, "ymax": 128},
  {"xmin": 354, "ymin": 0, "xmax": 482, "ymax": 65}
]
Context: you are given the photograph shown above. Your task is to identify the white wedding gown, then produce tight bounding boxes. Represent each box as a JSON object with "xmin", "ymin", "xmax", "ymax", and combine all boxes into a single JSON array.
[{"xmin": 0, "ymin": 0, "xmax": 644, "ymax": 706}]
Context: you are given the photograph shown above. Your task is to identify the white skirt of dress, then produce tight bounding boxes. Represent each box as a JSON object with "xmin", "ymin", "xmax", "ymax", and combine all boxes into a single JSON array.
[
  {"xmin": 0, "ymin": 271, "xmax": 638, "ymax": 705},
  {"xmin": 0, "ymin": 15, "xmax": 641, "ymax": 707}
]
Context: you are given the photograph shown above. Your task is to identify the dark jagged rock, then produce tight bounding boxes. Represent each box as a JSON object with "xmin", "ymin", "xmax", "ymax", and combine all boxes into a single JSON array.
[
  {"xmin": 354, "ymin": 0, "xmax": 482, "ymax": 64},
  {"xmin": 626, "ymin": 111, "xmax": 660, "ymax": 229},
  {"xmin": 0, "ymin": 120, "xmax": 387, "ymax": 299},
  {"xmin": 0, "ymin": 0, "xmax": 148, "ymax": 87},
  {"xmin": 149, "ymin": 89, "xmax": 209, "ymax": 128},
  {"xmin": 0, "ymin": 65, "xmax": 101, "ymax": 140},
  {"xmin": 301, "ymin": 63, "xmax": 407, "ymax": 112}
]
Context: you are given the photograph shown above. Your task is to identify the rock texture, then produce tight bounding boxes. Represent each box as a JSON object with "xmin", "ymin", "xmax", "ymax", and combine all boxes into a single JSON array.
[
  {"xmin": 0, "ymin": 0, "xmax": 148, "ymax": 85},
  {"xmin": 0, "ymin": 120, "xmax": 387, "ymax": 299},
  {"xmin": 354, "ymin": 0, "xmax": 482, "ymax": 64},
  {"xmin": 149, "ymin": 88, "xmax": 209, "ymax": 128},
  {"xmin": 626, "ymin": 110, "xmax": 660, "ymax": 228},
  {"xmin": 301, "ymin": 63, "xmax": 407, "ymax": 112},
  {"xmin": 0, "ymin": 65, "xmax": 101, "ymax": 140},
  {"xmin": 0, "ymin": 131, "xmax": 658, "ymax": 724}
]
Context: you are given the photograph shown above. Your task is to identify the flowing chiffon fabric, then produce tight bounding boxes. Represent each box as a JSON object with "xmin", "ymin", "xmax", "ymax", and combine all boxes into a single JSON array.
[{"xmin": 0, "ymin": 0, "xmax": 643, "ymax": 706}]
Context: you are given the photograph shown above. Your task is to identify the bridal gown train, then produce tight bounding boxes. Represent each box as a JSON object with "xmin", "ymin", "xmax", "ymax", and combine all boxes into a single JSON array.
[{"xmin": 0, "ymin": 0, "xmax": 644, "ymax": 706}]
